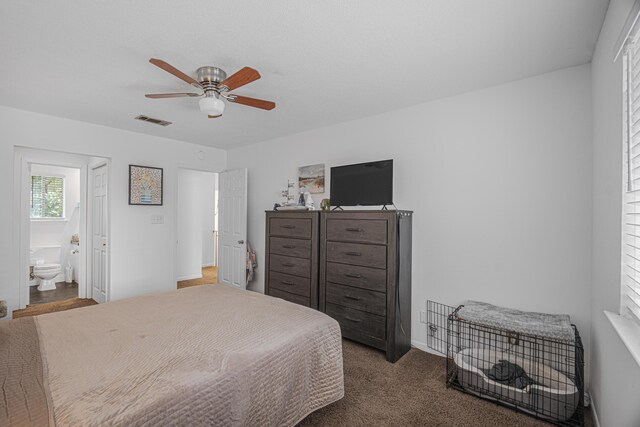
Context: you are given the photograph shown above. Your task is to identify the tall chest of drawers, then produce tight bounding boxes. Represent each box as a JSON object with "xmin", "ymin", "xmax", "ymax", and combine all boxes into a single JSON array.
[
  {"xmin": 319, "ymin": 210, "xmax": 412, "ymax": 363},
  {"xmin": 265, "ymin": 211, "xmax": 319, "ymax": 309}
]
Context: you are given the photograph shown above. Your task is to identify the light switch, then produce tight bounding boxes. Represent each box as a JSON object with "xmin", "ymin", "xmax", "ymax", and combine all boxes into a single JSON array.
[{"xmin": 151, "ymin": 215, "xmax": 164, "ymax": 224}]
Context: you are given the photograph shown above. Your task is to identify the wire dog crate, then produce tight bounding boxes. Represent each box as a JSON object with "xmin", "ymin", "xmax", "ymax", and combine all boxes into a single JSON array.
[{"xmin": 427, "ymin": 301, "xmax": 584, "ymax": 426}]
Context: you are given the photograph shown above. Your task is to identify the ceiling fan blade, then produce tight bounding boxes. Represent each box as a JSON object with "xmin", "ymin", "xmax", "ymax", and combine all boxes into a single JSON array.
[
  {"xmin": 218, "ymin": 67, "xmax": 261, "ymax": 91},
  {"xmin": 208, "ymin": 115, "xmax": 222, "ymax": 118},
  {"xmin": 228, "ymin": 95, "xmax": 276, "ymax": 110},
  {"xmin": 145, "ymin": 92, "xmax": 202, "ymax": 99},
  {"xmin": 149, "ymin": 58, "xmax": 202, "ymax": 88}
]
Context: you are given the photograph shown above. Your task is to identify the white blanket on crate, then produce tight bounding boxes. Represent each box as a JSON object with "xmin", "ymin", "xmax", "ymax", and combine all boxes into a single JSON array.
[{"xmin": 456, "ymin": 300, "xmax": 575, "ymax": 342}]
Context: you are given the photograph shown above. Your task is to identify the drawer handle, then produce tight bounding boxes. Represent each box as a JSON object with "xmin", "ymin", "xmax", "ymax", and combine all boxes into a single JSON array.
[
  {"xmin": 345, "ymin": 227, "xmax": 363, "ymax": 232},
  {"xmin": 282, "ymin": 262, "xmax": 295, "ymax": 267},
  {"xmin": 345, "ymin": 252, "xmax": 361, "ymax": 257},
  {"xmin": 344, "ymin": 316, "xmax": 362, "ymax": 323},
  {"xmin": 281, "ymin": 280, "xmax": 295, "ymax": 286},
  {"xmin": 282, "ymin": 244, "xmax": 296, "ymax": 249},
  {"xmin": 345, "ymin": 273, "xmax": 363, "ymax": 279},
  {"xmin": 344, "ymin": 295, "xmax": 361, "ymax": 301},
  {"xmin": 280, "ymin": 225, "xmax": 296, "ymax": 229}
]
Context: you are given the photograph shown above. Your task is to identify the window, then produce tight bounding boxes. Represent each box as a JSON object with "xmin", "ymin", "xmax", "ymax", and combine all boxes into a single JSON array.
[
  {"xmin": 623, "ymin": 29, "xmax": 640, "ymax": 323},
  {"xmin": 30, "ymin": 175, "xmax": 65, "ymax": 219}
]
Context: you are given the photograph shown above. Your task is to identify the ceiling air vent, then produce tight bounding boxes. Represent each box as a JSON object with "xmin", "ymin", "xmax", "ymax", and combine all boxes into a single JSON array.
[{"xmin": 134, "ymin": 115, "xmax": 172, "ymax": 127}]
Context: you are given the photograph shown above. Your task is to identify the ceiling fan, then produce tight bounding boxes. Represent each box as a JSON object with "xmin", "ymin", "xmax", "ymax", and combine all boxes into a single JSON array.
[{"xmin": 145, "ymin": 58, "xmax": 275, "ymax": 118}]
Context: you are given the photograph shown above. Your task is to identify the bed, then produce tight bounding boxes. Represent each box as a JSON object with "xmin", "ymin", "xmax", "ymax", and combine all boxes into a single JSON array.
[{"xmin": 0, "ymin": 285, "xmax": 344, "ymax": 426}]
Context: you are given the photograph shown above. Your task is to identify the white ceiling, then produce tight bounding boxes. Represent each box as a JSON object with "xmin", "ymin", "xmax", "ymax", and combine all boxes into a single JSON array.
[{"xmin": 0, "ymin": 1, "xmax": 609, "ymax": 149}]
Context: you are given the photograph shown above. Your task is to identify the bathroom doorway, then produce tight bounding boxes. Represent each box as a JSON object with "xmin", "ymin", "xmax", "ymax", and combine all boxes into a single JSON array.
[
  {"xmin": 15, "ymin": 147, "xmax": 110, "ymax": 309},
  {"xmin": 175, "ymin": 168, "xmax": 219, "ymax": 289},
  {"xmin": 28, "ymin": 163, "xmax": 82, "ymax": 305}
]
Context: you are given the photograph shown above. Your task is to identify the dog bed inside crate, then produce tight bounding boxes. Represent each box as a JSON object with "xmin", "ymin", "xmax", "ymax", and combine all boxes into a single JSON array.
[{"xmin": 453, "ymin": 348, "xmax": 579, "ymax": 422}]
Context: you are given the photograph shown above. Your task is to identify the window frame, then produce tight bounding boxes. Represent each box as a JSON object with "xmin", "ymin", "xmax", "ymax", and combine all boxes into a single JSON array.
[
  {"xmin": 622, "ymin": 28, "xmax": 640, "ymax": 327},
  {"xmin": 30, "ymin": 174, "xmax": 66, "ymax": 220}
]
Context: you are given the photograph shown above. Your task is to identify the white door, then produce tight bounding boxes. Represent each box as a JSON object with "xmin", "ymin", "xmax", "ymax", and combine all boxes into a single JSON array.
[
  {"xmin": 218, "ymin": 168, "xmax": 247, "ymax": 289},
  {"xmin": 91, "ymin": 164, "xmax": 108, "ymax": 303}
]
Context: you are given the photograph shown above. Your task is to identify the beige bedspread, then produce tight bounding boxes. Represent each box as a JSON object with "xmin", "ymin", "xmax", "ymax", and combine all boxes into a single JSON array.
[
  {"xmin": 19, "ymin": 285, "xmax": 343, "ymax": 426},
  {"xmin": 0, "ymin": 317, "xmax": 54, "ymax": 426}
]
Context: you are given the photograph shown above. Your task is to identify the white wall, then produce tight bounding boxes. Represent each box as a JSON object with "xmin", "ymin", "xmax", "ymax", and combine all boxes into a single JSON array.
[
  {"xmin": 591, "ymin": 1, "xmax": 640, "ymax": 426},
  {"xmin": 227, "ymin": 64, "xmax": 593, "ymax": 361},
  {"xmin": 202, "ymin": 173, "xmax": 217, "ymax": 267},
  {"xmin": 1, "ymin": 106, "xmax": 226, "ymax": 316},
  {"xmin": 176, "ymin": 169, "xmax": 216, "ymax": 280}
]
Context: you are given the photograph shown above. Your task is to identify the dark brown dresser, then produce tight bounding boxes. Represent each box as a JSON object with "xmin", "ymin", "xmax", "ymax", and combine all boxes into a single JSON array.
[
  {"xmin": 265, "ymin": 211, "xmax": 319, "ymax": 309},
  {"xmin": 319, "ymin": 210, "xmax": 412, "ymax": 362}
]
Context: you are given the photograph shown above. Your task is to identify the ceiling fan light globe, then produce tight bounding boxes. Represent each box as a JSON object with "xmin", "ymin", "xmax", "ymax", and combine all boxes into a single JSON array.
[{"xmin": 199, "ymin": 97, "xmax": 225, "ymax": 116}]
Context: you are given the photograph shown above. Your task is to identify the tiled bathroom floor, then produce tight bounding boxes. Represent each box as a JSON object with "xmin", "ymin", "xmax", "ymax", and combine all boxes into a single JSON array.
[{"xmin": 29, "ymin": 281, "xmax": 78, "ymax": 305}]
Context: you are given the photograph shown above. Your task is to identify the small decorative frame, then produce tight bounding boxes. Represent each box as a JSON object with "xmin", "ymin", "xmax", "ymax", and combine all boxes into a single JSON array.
[
  {"xmin": 298, "ymin": 163, "xmax": 325, "ymax": 194},
  {"xmin": 129, "ymin": 165, "xmax": 163, "ymax": 206}
]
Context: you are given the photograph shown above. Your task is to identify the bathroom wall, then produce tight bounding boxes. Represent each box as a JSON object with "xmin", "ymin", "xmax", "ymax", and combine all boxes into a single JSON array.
[{"xmin": 30, "ymin": 164, "xmax": 80, "ymax": 283}]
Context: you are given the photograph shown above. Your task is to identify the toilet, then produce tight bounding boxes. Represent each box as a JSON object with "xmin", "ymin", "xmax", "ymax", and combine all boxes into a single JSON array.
[{"xmin": 33, "ymin": 263, "xmax": 61, "ymax": 291}]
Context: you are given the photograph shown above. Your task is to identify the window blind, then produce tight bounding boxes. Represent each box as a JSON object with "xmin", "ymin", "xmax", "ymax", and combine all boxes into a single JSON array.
[
  {"xmin": 30, "ymin": 175, "xmax": 64, "ymax": 218},
  {"xmin": 623, "ymin": 31, "xmax": 640, "ymax": 322}
]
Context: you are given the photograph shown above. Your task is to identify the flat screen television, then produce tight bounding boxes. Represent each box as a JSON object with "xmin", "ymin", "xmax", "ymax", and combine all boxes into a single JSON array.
[{"xmin": 330, "ymin": 159, "xmax": 393, "ymax": 207}]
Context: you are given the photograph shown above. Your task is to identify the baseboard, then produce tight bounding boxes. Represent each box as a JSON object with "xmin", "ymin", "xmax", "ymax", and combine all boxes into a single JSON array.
[
  {"xmin": 176, "ymin": 273, "xmax": 203, "ymax": 281},
  {"xmin": 202, "ymin": 263, "xmax": 215, "ymax": 268},
  {"xmin": 590, "ymin": 393, "xmax": 601, "ymax": 427},
  {"xmin": 411, "ymin": 339, "xmax": 428, "ymax": 352},
  {"xmin": 411, "ymin": 339, "xmax": 444, "ymax": 356}
]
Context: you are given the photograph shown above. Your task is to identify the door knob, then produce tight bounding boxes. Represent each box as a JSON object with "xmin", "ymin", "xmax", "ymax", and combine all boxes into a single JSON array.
[{"xmin": 238, "ymin": 240, "xmax": 244, "ymax": 244}]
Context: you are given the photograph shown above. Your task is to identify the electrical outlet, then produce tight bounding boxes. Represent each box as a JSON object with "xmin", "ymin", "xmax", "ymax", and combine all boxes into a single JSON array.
[
  {"xmin": 151, "ymin": 215, "xmax": 164, "ymax": 224},
  {"xmin": 420, "ymin": 310, "xmax": 427, "ymax": 323}
]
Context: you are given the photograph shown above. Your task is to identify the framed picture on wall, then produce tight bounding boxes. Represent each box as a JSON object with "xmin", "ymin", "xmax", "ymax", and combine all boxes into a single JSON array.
[
  {"xmin": 129, "ymin": 165, "xmax": 163, "ymax": 205},
  {"xmin": 298, "ymin": 163, "xmax": 325, "ymax": 193}
]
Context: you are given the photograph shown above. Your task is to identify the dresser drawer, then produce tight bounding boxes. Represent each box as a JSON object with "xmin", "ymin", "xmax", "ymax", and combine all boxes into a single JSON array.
[
  {"xmin": 326, "ymin": 219, "xmax": 387, "ymax": 244},
  {"xmin": 269, "ymin": 271, "xmax": 310, "ymax": 298},
  {"xmin": 326, "ymin": 283, "xmax": 386, "ymax": 316},
  {"xmin": 269, "ymin": 288, "xmax": 310, "ymax": 307},
  {"xmin": 269, "ymin": 237, "xmax": 311, "ymax": 259},
  {"xmin": 326, "ymin": 262, "xmax": 386, "ymax": 292},
  {"xmin": 326, "ymin": 303, "xmax": 386, "ymax": 346},
  {"xmin": 270, "ymin": 254, "xmax": 311, "ymax": 278},
  {"xmin": 326, "ymin": 241, "xmax": 386, "ymax": 269},
  {"xmin": 269, "ymin": 218, "xmax": 312, "ymax": 239}
]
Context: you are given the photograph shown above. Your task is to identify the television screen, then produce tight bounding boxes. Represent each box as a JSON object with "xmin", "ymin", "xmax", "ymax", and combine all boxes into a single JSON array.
[{"xmin": 330, "ymin": 160, "xmax": 393, "ymax": 207}]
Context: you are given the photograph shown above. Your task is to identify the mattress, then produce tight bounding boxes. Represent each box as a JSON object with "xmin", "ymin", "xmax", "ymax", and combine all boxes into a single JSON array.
[{"xmin": 0, "ymin": 285, "xmax": 344, "ymax": 426}]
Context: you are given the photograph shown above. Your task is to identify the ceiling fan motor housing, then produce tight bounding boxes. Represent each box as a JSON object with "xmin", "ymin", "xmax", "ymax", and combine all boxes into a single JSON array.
[{"xmin": 196, "ymin": 66, "xmax": 227, "ymax": 90}]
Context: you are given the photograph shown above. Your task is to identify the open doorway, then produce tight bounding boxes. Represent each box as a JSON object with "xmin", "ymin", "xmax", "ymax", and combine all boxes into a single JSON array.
[
  {"xmin": 14, "ymin": 147, "xmax": 110, "ymax": 314},
  {"xmin": 28, "ymin": 164, "xmax": 81, "ymax": 305},
  {"xmin": 176, "ymin": 168, "xmax": 219, "ymax": 289}
]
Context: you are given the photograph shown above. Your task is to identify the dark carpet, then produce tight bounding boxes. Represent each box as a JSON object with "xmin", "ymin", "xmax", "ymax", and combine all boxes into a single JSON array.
[{"xmin": 299, "ymin": 339, "xmax": 592, "ymax": 427}]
